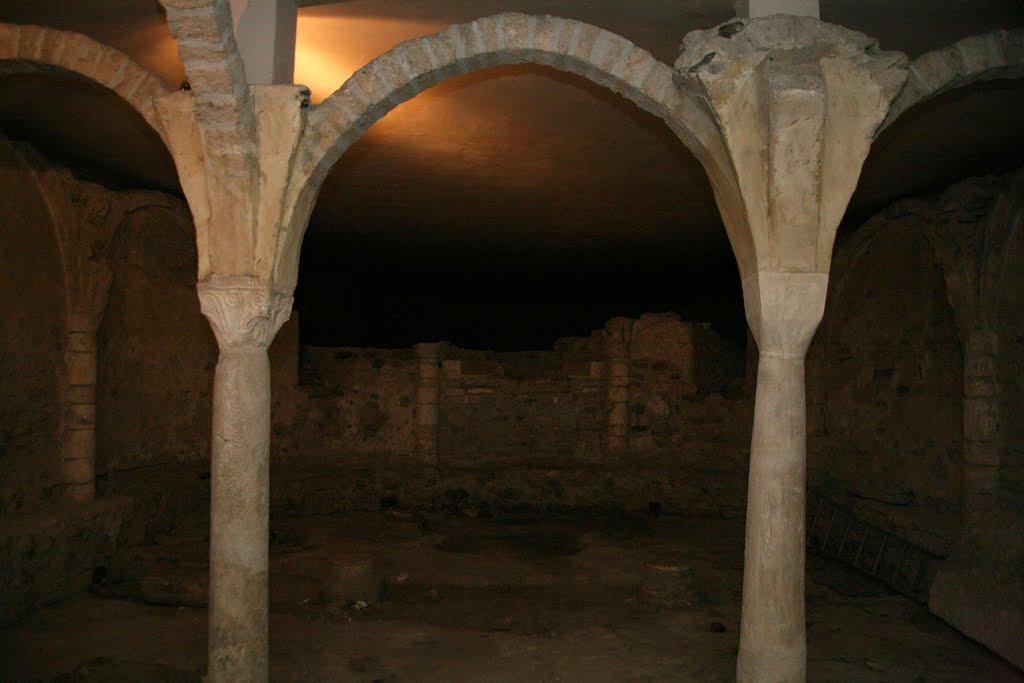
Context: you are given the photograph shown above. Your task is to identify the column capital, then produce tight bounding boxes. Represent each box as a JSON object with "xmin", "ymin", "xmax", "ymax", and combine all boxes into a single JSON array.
[
  {"xmin": 198, "ymin": 275, "xmax": 293, "ymax": 350},
  {"xmin": 675, "ymin": 16, "xmax": 907, "ymax": 275},
  {"xmin": 743, "ymin": 271, "xmax": 828, "ymax": 358}
]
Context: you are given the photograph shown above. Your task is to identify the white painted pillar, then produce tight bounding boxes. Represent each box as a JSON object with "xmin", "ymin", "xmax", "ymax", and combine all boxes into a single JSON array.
[
  {"xmin": 230, "ymin": 0, "xmax": 297, "ymax": 84},
  {"xmin": 735, "ymin": 0, "xmax": 820, "ymax": 18},
  {"xmin": 198, "ymin": 275, "xmax": 292, "ymax": 683}
]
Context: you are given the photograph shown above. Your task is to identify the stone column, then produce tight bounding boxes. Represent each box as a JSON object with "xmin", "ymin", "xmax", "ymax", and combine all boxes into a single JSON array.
[
  {"xmin": 61, "ymin": 310, "xmax": 105, "ymax": 501},
  {"xmin": 605, "ymin": 319, "xmax": 631, "ymax": 461},
  {"xmin": 414, "ymin": 342, "xmax": 441, "ymax": 464},
  {"xmin": 197, "ymin": 275, "xmax": 292, "ymax": 683},
  {"xmin": 739, "ymin": 271, "xmax": 827, "ymax": 682},
  {"xmin": 962, "ymin": 326, "xmax": 999, "ymax": 523},
  {"xmin": 674, "ymin": 16, "xmax": 907, "ymax": 682}
]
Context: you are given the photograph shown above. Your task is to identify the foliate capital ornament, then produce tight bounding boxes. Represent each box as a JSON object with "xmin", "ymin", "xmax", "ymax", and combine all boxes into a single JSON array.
[{"xmin": 197, "ymin": 275, "xmax": 293, "ymax": 350}]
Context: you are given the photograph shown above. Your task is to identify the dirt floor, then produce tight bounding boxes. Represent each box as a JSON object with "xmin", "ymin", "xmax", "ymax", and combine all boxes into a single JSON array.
[{"xmin": 1, "ymin": 510, "xmax": 1021, "ymax": 682}]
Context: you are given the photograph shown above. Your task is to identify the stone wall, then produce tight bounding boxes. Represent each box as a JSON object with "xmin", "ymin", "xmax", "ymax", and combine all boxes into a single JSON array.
[
  {"xmin": 807, "ymin": 206, "xmax": 965, "ymax": 552},
  {"xmin": 97, "ymin": 205, "xmax": 216, "ymax": 475},
  {"xmin": 0, "ymin": 140, "xmax": 65, "ymax": 512},
  {"xmin": 997, "ymin": 219, "xmax": 1024, "ymax": 500},
  {"xmin": 270, "ymin": 313, "xmax": 751, "ymax": 516}
]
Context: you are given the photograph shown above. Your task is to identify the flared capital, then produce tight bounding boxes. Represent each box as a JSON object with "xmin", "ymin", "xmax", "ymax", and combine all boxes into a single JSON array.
[{"xmin": 675, "ymin": 15, "xmax": 908, "ymax": 275}]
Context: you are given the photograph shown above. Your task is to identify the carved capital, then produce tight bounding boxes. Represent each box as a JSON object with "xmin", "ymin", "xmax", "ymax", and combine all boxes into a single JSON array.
[
  {"xmin": 198, "ymin": 275, "xmax": 293, "ymax": 350},
  {"xmin": 675, "ymin": 16, "xmax": 908, "ymax": 273}
]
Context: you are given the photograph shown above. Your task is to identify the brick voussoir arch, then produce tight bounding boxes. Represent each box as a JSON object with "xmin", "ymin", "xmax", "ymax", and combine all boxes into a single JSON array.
[
  {"xmin": 277, "ymin": 12, "xmax": 727, "ymax": 287},
  {"xmin": 882, "ymin": 28, "xmax": 1024, "ymax": 131},
  {"xmin": 0, "ymin": 23, "xmax": 173, "ymax": 146}
]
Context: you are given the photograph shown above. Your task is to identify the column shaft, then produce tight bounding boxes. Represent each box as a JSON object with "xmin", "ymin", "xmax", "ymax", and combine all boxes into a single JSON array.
[
  {"xmin": 209, "ymin": 345, "xmax": 272, "ymax": 682},
  {"xmin": 414, "ymin": 342, "xmax": 441, "ymax": 464},
  {"xmin": 199, "ymin": 276, "xmax": 292, "ymax": 683},
  {"xmin": 738, "ymin": 353, "xmax": 807, "ymax": 683},
  {"xmin": 63, "ymin": 328, "xmax": 98, "ymax": 501}
]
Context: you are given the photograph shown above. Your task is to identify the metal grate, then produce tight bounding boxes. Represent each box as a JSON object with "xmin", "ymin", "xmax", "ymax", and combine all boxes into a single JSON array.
[{"xmin": 806, "ymin": 491, "xmax": 938, "ymax": 603}]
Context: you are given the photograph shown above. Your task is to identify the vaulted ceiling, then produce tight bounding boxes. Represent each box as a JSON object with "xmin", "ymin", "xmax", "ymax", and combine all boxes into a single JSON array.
[{"xmin": 1, "ymin": 1, "xmax": 1023, "ymax": 348}]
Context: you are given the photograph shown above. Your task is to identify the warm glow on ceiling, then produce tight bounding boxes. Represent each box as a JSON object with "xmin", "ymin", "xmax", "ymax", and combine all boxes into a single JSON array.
[{"xmin": 294, "ymin": 12, "xmax": 447, "ymax": 103}]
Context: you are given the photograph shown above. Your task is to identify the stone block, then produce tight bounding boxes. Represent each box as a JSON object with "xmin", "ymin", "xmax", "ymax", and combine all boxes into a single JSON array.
[
  {"xmin": 0, "ymin": 24, "xmax": 19, "ymax": 59},
  {"xmin": 62, "ymin": 428, "xmax": 95, "ymax": 461},
  {"xmin": 963, "ymin": 397, "xmax": 999, "ymax": 441},
  {"xmin": 955, "ymin": 34, "xmax": 1001, "ymax": 74},
  {"xmin": 442, "ymin": 360, "xmax": 462, "ymax": 379},
  {"xmin": 62, "ymin": 456, "xmax": 95, "ymax": 485},
  {"xmin": 963, "ymin": 441, "xmax": 999, "ymax": 467},
  {"xmin": 415, "ymin": 406, "xmax": 438, "ymax": 427},
  {"xmin": 416, "ymin": 386, "xmax": 439, "ymax": 404},
  {"xmin": 498, "ymin": 13, "xmax": 534, "ymax": 53},
  {"xmin": 68, "ymin": 403, "xmax": 96, "ymax": 428},
  {"xmin": 963, "ymin": 375, "xmax": 996, "ymax": 398},
  {"xmin": 618, "ymin": 48, "xmax": 657, "ymax": 89},
  {"xmin": 911, "ymin": 47, "xmax": 962, "ymax": 92},
  {"xmin": 66, "ymin": 331, "xmax": 97, "ymax": 353}
]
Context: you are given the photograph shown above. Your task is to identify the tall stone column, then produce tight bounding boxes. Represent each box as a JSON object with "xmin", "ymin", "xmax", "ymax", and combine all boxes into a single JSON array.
[
  {"xmin": 740, "ymin": 272, "xmax": 826, "ymax": 681},
  {"xmin": 414, "ymin": 342, "xmax": 441, "ymax": 464},
  {"xmin": 674, "ymin": 16, "xmax": 907, "ymax": 682},
  {"xmin": 197, "ymin": 275, "xmax": 292, "ymax": 683}
]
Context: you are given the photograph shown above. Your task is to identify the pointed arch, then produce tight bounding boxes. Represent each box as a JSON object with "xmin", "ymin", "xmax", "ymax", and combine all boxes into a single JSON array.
[
  {"xmin": 882, "ymin": 29, "xmax": 1024, "ymax": 132},
  {"xmin": 0, "ymin": 23, "xmax": 172, "ymax": 147},
  {"xmin": 274, "ymin": 13, "xmax": 733, "ymax": 288}
]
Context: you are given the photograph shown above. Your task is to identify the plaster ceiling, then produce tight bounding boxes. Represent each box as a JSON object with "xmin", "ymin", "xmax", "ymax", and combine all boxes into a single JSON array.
[{"xmin": 0, "ymin": 1, "xmax": 1022, "ymax": 347}]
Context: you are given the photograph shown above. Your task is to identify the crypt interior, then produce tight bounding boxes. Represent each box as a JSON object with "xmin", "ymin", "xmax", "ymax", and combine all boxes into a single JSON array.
[{"xmin": 1, "ymin": 0, "xmax": 1024, "ymax": 681}]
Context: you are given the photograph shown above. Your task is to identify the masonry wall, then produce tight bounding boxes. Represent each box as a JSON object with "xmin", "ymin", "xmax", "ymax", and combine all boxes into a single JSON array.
[
  {"xmin": 0, "ymin": 141, "xmax": 65, "ymax": 513},
  {"xmin": 97, "ymin": 204, "xmax": 216, "ymax": 477},
  {"xmin": 270, "ymin": 313, "xmax": 751, "ymax": 516},
  {"xmin": 806, "ymin": 180, "xmax": 1012, "ymax": 554},
  {"xmin": 997, "ymin": 226, "xmax": 1024, "ymax": 500}
]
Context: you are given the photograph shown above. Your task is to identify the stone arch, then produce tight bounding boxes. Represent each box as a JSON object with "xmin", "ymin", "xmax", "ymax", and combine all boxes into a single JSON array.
[
  {"xmin": 274, "ymin": 13, "xmax": 733, "ymax": 288},
  {"xmin": 0, "ymin": 23, "xmax": 172, "ymax": 147},
  {"xmin": 881, "ymin": 28, "xmax": 1024, "ymax": 132}
]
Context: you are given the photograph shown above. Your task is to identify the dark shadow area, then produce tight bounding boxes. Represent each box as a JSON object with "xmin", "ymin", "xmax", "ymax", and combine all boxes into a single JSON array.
[
  {"xmin": 843, "ymin": 78, "xmax": 1024, "ymax": 236},
  {"xmin": 0, "ymin": 71, "xmax": 180, "ymax": 194},
  {"xmin": 297, "ymin": 64, "xmax": 743, "ymax": 350}
]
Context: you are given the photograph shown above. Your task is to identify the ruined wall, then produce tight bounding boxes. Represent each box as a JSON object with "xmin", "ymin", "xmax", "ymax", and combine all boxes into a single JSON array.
[
  {"xmin": 439, "ymin": 352, "xmax": 605, "ymax": 470},
  {"xmin": 96, "ymin": 204, "xmax": 216, "ymax": 475},
  {"xmin": 0, "ymin": 140, "xmax": 65, "ymax": 512},
  {"xmin": 272, "ymin": 314, "xmax": 751, "ymax": 516}
]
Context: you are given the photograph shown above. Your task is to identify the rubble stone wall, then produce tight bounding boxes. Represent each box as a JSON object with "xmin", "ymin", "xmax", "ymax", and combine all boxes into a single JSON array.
[{"xmin": 0, "ymin": 141, "xmax": 65, "ymax": 513}]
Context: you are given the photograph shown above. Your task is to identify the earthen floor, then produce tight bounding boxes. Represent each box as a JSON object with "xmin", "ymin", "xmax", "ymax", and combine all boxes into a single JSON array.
[{"xmin": 1, "ymin": 511, "xmax": 1020, "ymax": 682}]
